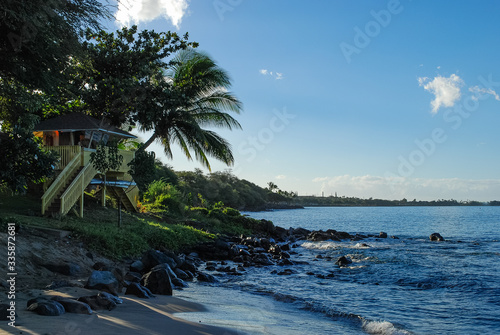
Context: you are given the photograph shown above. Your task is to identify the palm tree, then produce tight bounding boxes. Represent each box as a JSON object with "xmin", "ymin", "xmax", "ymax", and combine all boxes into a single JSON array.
[{"xmin": 140, "ymin": 49, "xmax": 242, "ymax": 171}]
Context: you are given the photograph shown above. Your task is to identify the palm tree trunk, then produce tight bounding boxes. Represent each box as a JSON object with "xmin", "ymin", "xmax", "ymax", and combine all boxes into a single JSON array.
[{"xmin": 142, "ymin": 132, "xmax": 158, "ymax": 150}]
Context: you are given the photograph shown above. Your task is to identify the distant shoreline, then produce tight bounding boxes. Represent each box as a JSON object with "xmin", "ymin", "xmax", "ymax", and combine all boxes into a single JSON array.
[{"xmin": 244, "ymin": 200, "xmax": 499, "ymax": 212}]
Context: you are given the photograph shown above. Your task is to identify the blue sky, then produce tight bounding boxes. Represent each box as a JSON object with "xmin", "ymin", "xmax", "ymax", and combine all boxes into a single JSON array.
[{"xmin": 110, "ymin": 0, "xmax": 500, "ymax": 201}]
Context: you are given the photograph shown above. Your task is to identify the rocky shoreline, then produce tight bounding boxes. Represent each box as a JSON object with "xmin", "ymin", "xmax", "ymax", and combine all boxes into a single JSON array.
[{"xmin": 1, "ymin": 220, "xmax": 446, "ymax": 332}]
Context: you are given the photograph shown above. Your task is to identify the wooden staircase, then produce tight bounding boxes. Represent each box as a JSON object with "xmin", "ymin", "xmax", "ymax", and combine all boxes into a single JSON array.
[
  {"xmin": 45, "ymin": 167, "xmax": 83, "ymax": 215},
  {"xmin": 40, "ymin": 146, "xmax": 138, "ymax": 217},
  {"xmin": 108, "ymin": 186, "xmax": 139, "ymax": 213}
]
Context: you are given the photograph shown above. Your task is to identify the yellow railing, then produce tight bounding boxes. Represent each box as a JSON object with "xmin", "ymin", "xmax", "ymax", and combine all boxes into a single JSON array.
[
  {"xmin": 124, "ymin": 185, "xmax": 139, "ymax": 211},
  {"xmin": 60, "ymin": 162, "xmax": 98, "ymax": 216},
  {"xmin": 45, "ymin": 145, "xmax": 134, "ymax": 173},
  {"xmin": 41, "ymin": 153, "xmax": 81, "ymax": 215},
  {"xmin": 46, "ymin": 146, "xmax": 82, "ymax": 169},
  {"xmin": 41, "ymin": 145, "xmax": 136, "ymax": 216}
]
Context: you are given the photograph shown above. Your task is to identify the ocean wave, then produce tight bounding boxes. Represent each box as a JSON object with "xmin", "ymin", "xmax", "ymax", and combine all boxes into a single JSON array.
[
  {"xmin": 362, "ymin": 320, "xmax": 414, "ymax": 335},
  {"xmin": 301, "ymin": 241, "xmax": 343, "ymax": 250}
]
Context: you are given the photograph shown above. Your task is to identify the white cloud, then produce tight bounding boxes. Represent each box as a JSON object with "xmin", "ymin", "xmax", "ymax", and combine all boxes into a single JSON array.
[
  {"xmin": 469, "ymin": 86, "xmax": 500, "ymax": 101},
  {"xmin": 116, "ymin": 0, "xmax": 189, "ymax": 29},
  {"xmin": 275, "ymin": 175, "xmax": 287, "ymax": 180},
  {"xmin": 418, "ymin": 74, "xmax": 464, "ymax": 114},
  {"xmin": 312, "ymin": 174, "xmax": 500, "ymax": 201},
  {"xmin": 259, "ymin": 68, "xmax": 284, "ymax": 80}
]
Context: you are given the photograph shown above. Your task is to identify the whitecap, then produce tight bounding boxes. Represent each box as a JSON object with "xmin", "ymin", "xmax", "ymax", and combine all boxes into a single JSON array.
[
  {"xmin": 362, "ymin": 320, "xmax": 413, "ymax": 335},
  {"xmin": 301, "ymin": 241, "xmax": 342, "ymax": 250}
]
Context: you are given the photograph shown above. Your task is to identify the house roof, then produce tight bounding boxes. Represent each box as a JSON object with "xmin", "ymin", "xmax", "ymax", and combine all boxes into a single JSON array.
[{"xmin": 34, "ymin": 113, "xmax": 137, "ymax": 139}]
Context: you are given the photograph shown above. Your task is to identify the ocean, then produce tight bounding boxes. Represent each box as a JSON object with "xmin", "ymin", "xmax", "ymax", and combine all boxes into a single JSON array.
[{"xmin": 175, "ymin": 206, "xmax": 500, "ymax": 335}]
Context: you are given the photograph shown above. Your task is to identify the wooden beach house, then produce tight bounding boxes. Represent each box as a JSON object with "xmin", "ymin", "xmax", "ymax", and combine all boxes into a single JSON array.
[{"xmin": 33, "ymin": 113, "xmax": 139, "ymax": 217}]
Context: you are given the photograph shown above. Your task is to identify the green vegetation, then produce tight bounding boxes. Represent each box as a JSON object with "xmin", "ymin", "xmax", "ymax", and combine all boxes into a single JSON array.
[
  {"xmin": 139, "ymin": 49, "xmax": 242, "ymax": 171},
  {"xmin": 293, "ymin": 195, "xmax": 499, "ymax": 207},
  {"xmin": 0, "ymin": 184, "xmax": 272, "ymax": 258},
  {"xmin": 0, "ymin": 0, "xmax": 110, "ymax": 192},
  {"xmin": 1, "ymin": 5, "xmax": 241, "ymax": 193},
  {"xmin": 0, "ymin": 114, "xmax": 58, "ymax": 193}
]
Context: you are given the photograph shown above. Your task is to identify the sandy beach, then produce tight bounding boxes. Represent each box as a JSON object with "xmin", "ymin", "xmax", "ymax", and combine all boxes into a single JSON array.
[{"xmin": 1, "ymin": 287, "xmax": 239, "ymax": 335}]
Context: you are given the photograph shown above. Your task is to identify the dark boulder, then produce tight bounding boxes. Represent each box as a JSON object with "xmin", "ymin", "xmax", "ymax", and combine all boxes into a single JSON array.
[
  {"xmin": 280, "ymin": 243, "xmax": 291, "ymax": 251},
  {"xmin": 253, "ymin": 247, "xmax": 266, "ymax": 254},
  {"xmin": 125, "ymin": 282, "xmax": 155, "ymax": 299},
  {"xmin": 197, "ymin": 272, "xmax": 219, "ymax": 283},
  {"xmin": 239, "ymin": 248, "xmax": 251, "ymax": 257},
  {"xmin": 141, "ymin": 249, "xmax": 177, "ymax": 272},
  {"xmin": 92, "ymin": 261, "xmax": 109, "ymax": 271},
  {"xmin": 77, "ymin": 294, "xmax": 117, "ymax": 311},
  {"xmin": 260, "ymin": 238, "xmax": 272, "ymax": 250},
  {"xmin": 272, "ymin": 226, "xmax": 288, "ymax": 241},
  {"xmin": 252, "ymin": 253, "xmax": 275, "ymax": 266},
  {"xmin": 27, "ymin": 298, "xmax": 65, "ymax": 316},
  {"xmin": 277, "ymin": 259, "xmax": 294, "ymax": 266},
  {"xmin": 291, "ymin": 227, "xmax": 312, "ymax": 239},
  {"xmin": 98, "ymin": 291, "xmax": 123, "ymax": 305},
  {"xmin": 85, "ymin": 270, "xmax": 121, "ymax": 296},
  {"xmin": 430, "ymin": 233, "xmax": 445, "ymax": 241},
  {"xmin": 308, "ymin": 230, "xmax": 331, "ymax": 242},
  {"xmin": 130, "ymin": 260, "xmax": 145, "ymax": 273},
  {"xmin": 193, "ymin": 241, "xmax": 230, "ymax": 260},
  {"xmin": 379, "ymin": 232, "xmax": 388, "ymax": 238},
  {"xmin": 141, "ymin": 266, "xmax": 173, "ymax": 295},
  {"xmin": 171, "ymin": 277, "xmax": 188, "ymax": 288},
  {"xmin": 280, "ymin": 251, "xmax": 291, "ymax": 259},
  {"xmin": 152, "ymin": 263, "xmax": 178, "ymax": 280},
  {"xmin": 179, "ymin": 258, "xmax": 198, "ymax": 273},
  {"xmin": 215, "ymin": 238, "xmax": 231, "ymax": 250},
  {"xmin": 124, "ymin": 271, "xmax": 142, "ymax": 283},
  {"xmin": 335, "ymin": 256, "xmax": 352, "ymax": 267},
  {"xmin": 51, "ymin": 296, "xmax": 92, "ymax": 314},
  {"xmin": 174, "ymin": 268, "xmax": 191, "ymax": 280},
  {"xmin": 268, "ymin": 244, "xmax": 282, "ymax": 255},
  {"xmin": 333, "ymin": 231, "xmax": 353, "ymax": 240},
  {"xmin": 307, "ymin": 230, "xmax": 350, "ymax": 242}
]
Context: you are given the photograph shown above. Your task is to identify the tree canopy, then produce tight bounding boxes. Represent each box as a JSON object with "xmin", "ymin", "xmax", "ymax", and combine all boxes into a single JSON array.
[
  {"xmin": 139, "ymin": 49, "xmax": 242, "ymax": 170},
  {"xmin": 0, "ymin": 0, "xmax": 110, "ymax": 192},
  {"xmin": 0, "ymin": 0, "xmax": 111, "ymax": 97},
  {"xmin": 75, "ymin": 26, "xmax": 198, "ymax": 127},
  {"xmin": 0, "ymin": 2, "xmax": 242, "ymax": 192},
  {"xmin": 76, "ymin": 28, "xmax": 241, "ymax": 171}
]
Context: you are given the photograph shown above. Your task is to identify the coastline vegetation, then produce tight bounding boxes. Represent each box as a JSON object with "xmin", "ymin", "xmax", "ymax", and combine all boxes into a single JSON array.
[{"xmin": 0, "ymin": 189, "xmax": 268, "ymax": 258}]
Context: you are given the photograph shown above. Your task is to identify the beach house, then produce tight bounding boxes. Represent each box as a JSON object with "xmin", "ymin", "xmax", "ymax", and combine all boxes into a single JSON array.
[{"xmin": 33, "ymin": 113, "xmax": 139, "ymax": 217}]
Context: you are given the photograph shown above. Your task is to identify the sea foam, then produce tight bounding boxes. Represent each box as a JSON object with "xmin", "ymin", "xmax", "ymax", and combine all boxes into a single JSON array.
[{"xmin": 362, "ymin": 320, "xmax": 413, "ymax": 335}]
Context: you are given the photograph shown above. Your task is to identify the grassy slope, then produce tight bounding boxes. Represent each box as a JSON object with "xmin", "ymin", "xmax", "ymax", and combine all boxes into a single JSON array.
[
  {"xmin": 0, "ymin": 193, "xmax": 214, "ymax": 258},
  {"xmin": 0, "ymin": 193, "xmax": 272, "ymax": 259}
]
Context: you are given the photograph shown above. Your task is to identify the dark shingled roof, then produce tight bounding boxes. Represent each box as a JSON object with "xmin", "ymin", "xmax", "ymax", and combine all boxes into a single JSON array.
[{"xmin": 34, "ymin": 113, "xmax": 136, "ymax": 139}]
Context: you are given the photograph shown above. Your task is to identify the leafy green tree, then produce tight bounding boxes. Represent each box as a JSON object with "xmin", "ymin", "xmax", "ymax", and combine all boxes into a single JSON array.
[
  {"xmin": 0, "ymin": 114, "xmax": 58, "ymax": 193},
  {"xmin": 128, "ymin": 147, "xmax": 157, "ymax": 192},
  {"xmin": 0, "ymin": 0, "xmax": 111, "ymax": 97},
  {"xmin": 139, "ymin": 49, "xmax": 243, "ymax": 170},
  {"xmin": 267, "ymin": 182, "xmax": 278, "ymax": 192},
  {"xmin": 90, "ymin": 141, "xmax": 124, "ymax": 207},
  {"xmin": 0, "ymin": 0, "xmax": 110, "ymax": 193},
  {"xmin": 75, "ymin": 26, "xmax": 197, "ymax": 127}
]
